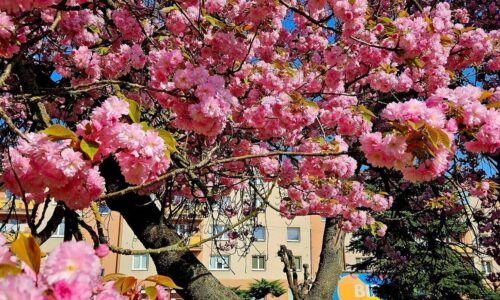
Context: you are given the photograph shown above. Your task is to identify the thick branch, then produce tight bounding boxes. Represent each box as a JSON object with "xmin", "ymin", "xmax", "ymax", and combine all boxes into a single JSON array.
[
  {"xmin": 34, "ymin": 203, "xmax": 64, "ymax": 244},
  {"xmin": 101, "ymin": 158, "xmax": 239, "ymax": 300}
]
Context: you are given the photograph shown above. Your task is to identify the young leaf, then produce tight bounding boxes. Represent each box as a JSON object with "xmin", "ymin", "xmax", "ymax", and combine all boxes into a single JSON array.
[
  {"xmin": 485, "ymin": 101, "xmax": 500, "ymax": 109},
  {"xmin": 145, "ymin": 275, "xmax": 182, "ymax": 289},
  {"xmin": 425, "ymin": 126, "xmax": 439, "ymax": 148},
  {"xmin": 436, "ymin": 128, "xmax": 451, "ymax": 150},
  {"xmin": 114, "ymin": 276, "xmax": 138, "ymax": 294},
  {"xmin": 102, "ymin": 273, "xmax": 127, "ymax": 282},
  {"xmin": 80, "ymin": 139, "xmax": 99, "ymax": 160},
  {"xmin": 0, "ymin": 264, "xmax": 22, "ymax": 278},
  {"xmin": 42, "ymin": 124, "xmax": 78, "ymax": 141},
  {"xmin": 478, "ymin": 90, "xmax": 493, "ymax": 101},
  {"xmin": 10, "ymin": 233, "xmax": 41, "ymax": 274}
]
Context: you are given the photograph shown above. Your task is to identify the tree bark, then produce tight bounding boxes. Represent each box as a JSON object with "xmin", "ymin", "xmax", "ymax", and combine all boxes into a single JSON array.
[
  {"xmin": 101, "ymin": 158, "xmax": 239, "ymax": 300},
  {"xmin": 305, "ymin": 217, "xmax": 345, "ymax": 300}
]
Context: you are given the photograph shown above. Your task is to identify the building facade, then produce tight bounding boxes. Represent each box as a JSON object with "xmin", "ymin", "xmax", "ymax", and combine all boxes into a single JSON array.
[{"xmin": 1, "ymin": 189, "xmax": 498, "ymax": 299}]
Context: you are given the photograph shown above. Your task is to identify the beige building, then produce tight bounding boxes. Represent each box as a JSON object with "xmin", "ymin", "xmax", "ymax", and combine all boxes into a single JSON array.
[{"xmin": 1, "ymin": 189, "xmax": 498, "ymax": 298}]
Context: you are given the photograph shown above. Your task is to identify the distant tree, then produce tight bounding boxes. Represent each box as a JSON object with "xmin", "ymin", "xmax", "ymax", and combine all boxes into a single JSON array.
[
  {"xmin": 230, "ymin": 279, "xmax": 286, "ymax": 300},
  {"xmin": 349, "ymin": 174, "xmax": 500, "ymax": 300}
]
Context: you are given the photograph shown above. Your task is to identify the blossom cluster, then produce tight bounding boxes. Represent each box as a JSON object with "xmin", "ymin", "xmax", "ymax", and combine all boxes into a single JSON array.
[
  {"xmin": 430, "ymin": 85, "xmax": 500, "ymax": 153},
  {"xmin": 362, "ymin": 98, "xmax": 454, "ymax": 182},
  {"xmin": 77, "ymin": 96, "xmax": 170, "ymax": 185},
  {"xmin": 2, "ymin": 133, "xmax": 105, "ymax": 209},
  {"xmin": 2, "ymin": 97, "xmax": 169, "ymax": 208},
  {"xmin": 0, "ymin": 237, "xmax": 125, "ymax": 300}
]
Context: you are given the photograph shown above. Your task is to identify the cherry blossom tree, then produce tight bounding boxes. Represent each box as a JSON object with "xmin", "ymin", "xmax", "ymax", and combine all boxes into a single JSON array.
[{"xmin": 0, "ymin": 0, "xmax": 498, "ymax": 299}]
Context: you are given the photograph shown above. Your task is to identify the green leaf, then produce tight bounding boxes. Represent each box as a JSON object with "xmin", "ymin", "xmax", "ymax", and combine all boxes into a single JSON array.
[
  {"xmin": 42, "ymin": 124, "xmax": 78, "ymax": 142},
  {"xmin": 407, "ymin": 121, "xmax": 425, "ymax": 130},
  {"xmin": 378, "ymin": 17, "xmax": 393, "ymax": 24},
  {"xmin": 205, "ymin": 15, "xmax": 226, "ymax": 28},
  {"xmin": 96, "ymin": 47, "xmax": 110, "ymax": 55},
  {"xmin": 406, "ymin": 57, "xmax": 423, "ymax": 69},
  {"xmin": 116, "ymin": 92, "xmax": 141, "ymax": 123},
  {"xmin": 144, "ymin": 286, "xmax": 158, "ymax": 300},
  {"xmin": 160, "ymin": 5, "xmax": 178, "ymax": 13},
  {"xmin": 86, "ymin": 24, "xmax": 101, "ymax": 34},
  {"xmin": 145, "ymin": 275, "xmax": 182, "ymax": 289},
  {"xmin": 358, "ymin": 105, "xmax": 376, "ymax": 118},
  {"xmin": 155, "ymin": 128, "xmax": 177, "ymax": 153},
  {"xmin": 302, "ymin": 100, "xmax": 319, "ymax": 109},
  {"xmin": 10, "ymin": 233, "xmax": 41, "ymax": 274},
  {"xmin": 80, "ymin": 139, "xmax": 99, "ymax": 160}
]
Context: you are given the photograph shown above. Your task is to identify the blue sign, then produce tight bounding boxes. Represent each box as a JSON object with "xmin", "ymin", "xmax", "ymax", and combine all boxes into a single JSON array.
[{"xmin": 333, "ymin": 273, "xmax": 382, "ymax": 300}]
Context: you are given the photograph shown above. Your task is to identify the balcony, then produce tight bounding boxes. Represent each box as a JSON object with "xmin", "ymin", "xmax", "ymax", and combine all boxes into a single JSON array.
[
  {"xmin": 0, "ymin": 198, "xmax": 34, "ymax": 217},
  {"xmin": 188, "ymin": 234, "xmax": 202, "ymax": 251}
]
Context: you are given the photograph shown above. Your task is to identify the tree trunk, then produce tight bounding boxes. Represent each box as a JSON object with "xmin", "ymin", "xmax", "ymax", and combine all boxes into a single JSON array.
[
  {"xmin": 102, "ymin": 159, "xmax": 239, "ymax": 300},
  {"xmin": 305, "ymin": 218, "xmax": 345, "ymax": 300}
]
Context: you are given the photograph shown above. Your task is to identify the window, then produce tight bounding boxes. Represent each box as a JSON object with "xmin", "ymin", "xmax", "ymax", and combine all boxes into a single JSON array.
[
  {"xmin": 175, "ymin": 224, "xmax": 191, "ymax": 236},
  {"xmin": 252, "ymin": 256, "xmax": 266, "ymax": 270},
  {"xmin": 209, "ymin": 255, "xmax": 230, "ymax": 270},
  {"xmin": 53, "ymin": 221, "xmax": 65, "ymax": 237},
  {"xmin": 482, "ymin": 261, "xmax": 492, "ymax": 275},
  {"xmin": 293, "ymin": 256, "xmax": 302, "ymax": 272},
  {"xmin": 1, "ymin": 219, "xmax": 18, "ymax": 233},
  {"xmin": 210, "ymin": 225, "xmax": 229, "ymax": 241},
  {"xmin": 287, "ymin": 227, "xmax": 300, "ymax": 242},
  {"xmin": 255, "ymin": 196, "xmax": 263, "ymax": 208},
  {"xmin": 254, "ymin": 227, "xmax": 266, "ymax": 241},
  {"xmin": 132, "ymin": 255, "xmax": 149, "ymax": 271}
]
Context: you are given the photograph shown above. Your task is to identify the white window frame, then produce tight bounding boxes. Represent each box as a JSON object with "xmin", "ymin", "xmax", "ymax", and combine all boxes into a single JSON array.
[
  {"xmin": 254, "ymin": 226, "xmax": 266, "ymax": 241},
  {"xmin": 209, "ymin": 255, "xmax": 230, "ymax": 271},
  {"xmin": 210, "ymin": 225, "xmax": 229, "ymax": 241},
  {"xmin": 293, "ymin": 256, "xmax": 302, "ymax": 272},
  {"xmin": 482, "ymin": 261, "xmax": 492, "ymax": 275},
  {"xmin": 252, "ymin": 255, "xmax": 266, "ymax": 271},
  {"xmin": 175, "ymin": 224, "xmax": 191, "ymax": 237},
  {"xmin": 53, "ymin": 221, "xmax": 65, "ymax": 237},
  {"xmin": 132, "ymin": 254, "xmax": 149, "ymax": 271},
  {"xmin": 287, "ymin": 227, "xmax": 300, "ymax": 242}
]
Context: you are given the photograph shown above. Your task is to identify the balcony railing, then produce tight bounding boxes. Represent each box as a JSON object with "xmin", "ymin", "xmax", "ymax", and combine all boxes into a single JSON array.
[{"xmin": 0, "ymin": 199, "xmax": 34, "ymax": 213}]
